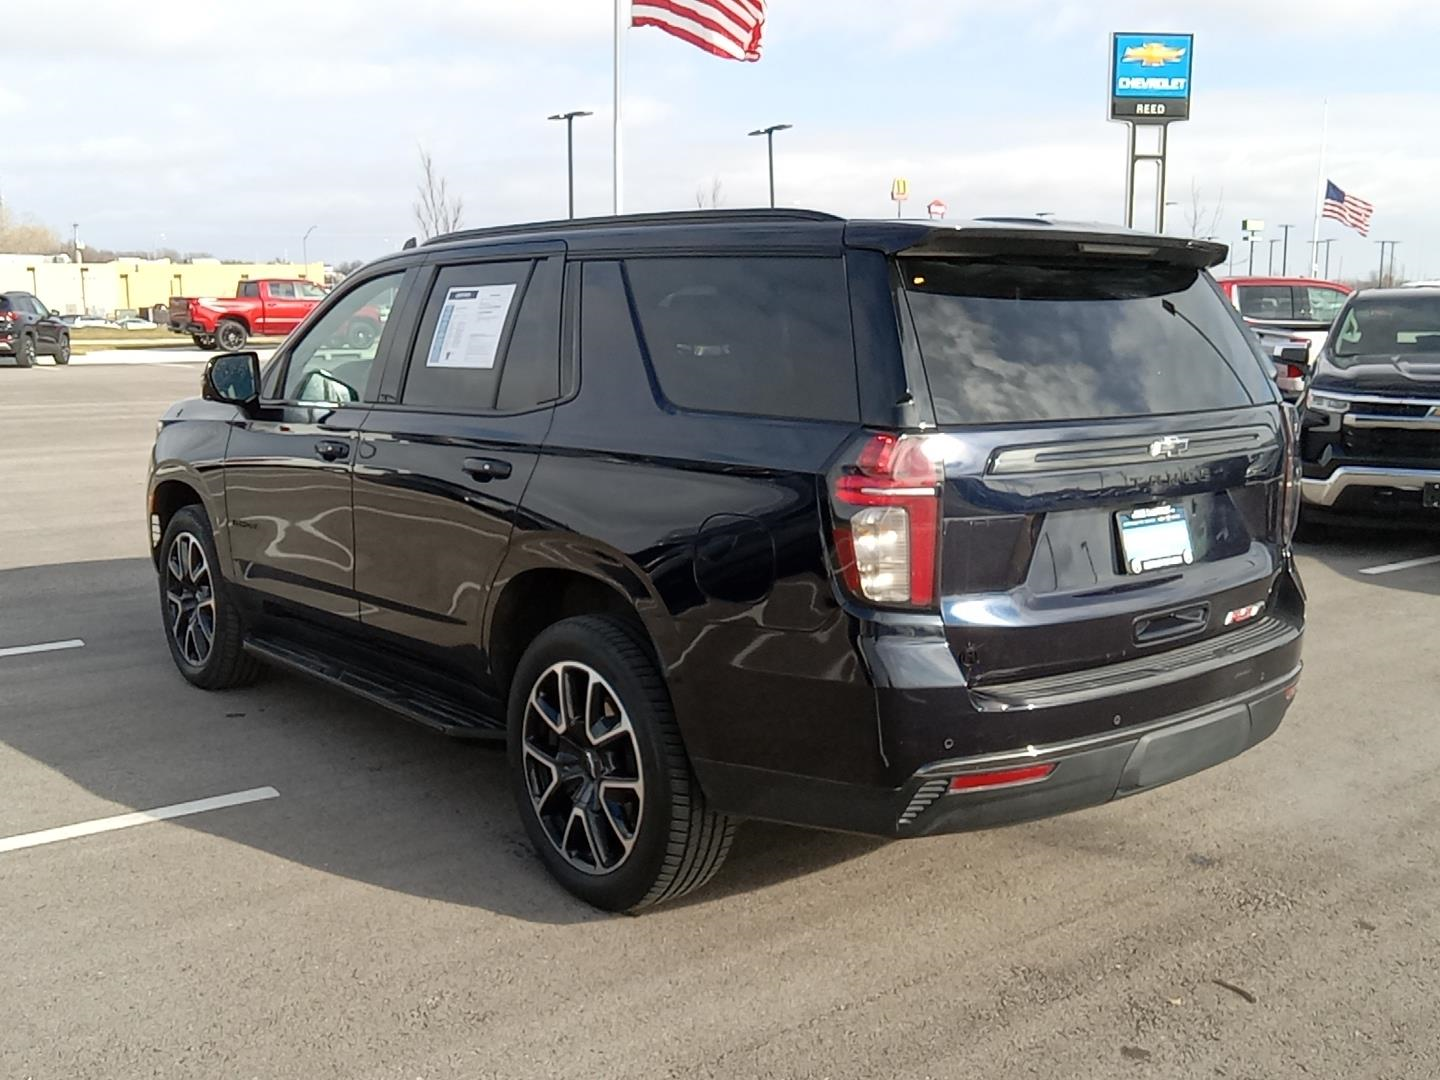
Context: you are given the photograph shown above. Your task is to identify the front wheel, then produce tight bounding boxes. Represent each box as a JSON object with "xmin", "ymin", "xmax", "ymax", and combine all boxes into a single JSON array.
[
  {"xmin": 508, "ymin": 615, "xmax": 735, "ymax": 913},
  {"xmin": 159, "ymin": 506, "xmax": 260, "ymax": 689},
  {"xmin": 54, "ymin": 336, "xmax": 70, "ymax": 365},
  {"xmin": 214, "ymin": 320, "xmax": 248, "ymax": 352}
]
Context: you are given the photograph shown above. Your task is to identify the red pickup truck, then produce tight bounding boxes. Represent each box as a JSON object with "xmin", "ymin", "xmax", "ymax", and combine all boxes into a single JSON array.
[{"xmin": 168, "ymin": 278, "xmax": 331, "ymax": 351}]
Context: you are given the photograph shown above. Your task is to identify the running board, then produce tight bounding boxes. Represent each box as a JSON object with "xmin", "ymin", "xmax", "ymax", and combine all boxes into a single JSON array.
[{"xmin": 243, "ymin": 634, "xmax": 506, "ymax": 740}]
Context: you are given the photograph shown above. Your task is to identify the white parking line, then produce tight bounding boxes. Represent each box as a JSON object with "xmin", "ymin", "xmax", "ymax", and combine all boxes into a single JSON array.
[
  {"xmin": 0, "ymin": 638, "xmax": 85, "ymax": 659},
  {"xmin": 0, "ymin": 787, "xmax": 280, "ymax": 855},
  {"xmin": 1358, "ymin": 554, "xmax": 1440, "ymax": 577}
]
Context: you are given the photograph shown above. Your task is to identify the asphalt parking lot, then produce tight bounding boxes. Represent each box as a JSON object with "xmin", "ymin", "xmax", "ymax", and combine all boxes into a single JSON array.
[{"xmin": 4, "ymin": 363, "xmax": 1440, "ymax": 1080}]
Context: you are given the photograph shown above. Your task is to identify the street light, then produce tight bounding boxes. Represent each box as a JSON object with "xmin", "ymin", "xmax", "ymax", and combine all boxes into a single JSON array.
[
  {"xmin": 302, "ymin": 225, "xmax": 317, "ymax": 268},
  {"xmin": 747, "ymin": 123, "xmax": 793, "ymax": 209},
  {"xmin": 548, "ymin": 110, "xmax": 594, "ymax": 219},
  {"xmin": 1267, "ymin": 238, "xmax": 1281, "ymax": 275}
]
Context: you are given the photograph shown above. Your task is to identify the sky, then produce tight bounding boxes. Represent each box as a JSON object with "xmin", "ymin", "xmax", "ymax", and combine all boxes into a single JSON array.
[{"xmin": 8, "ymin": 0, "xmax": 1439, "ymax": 280}]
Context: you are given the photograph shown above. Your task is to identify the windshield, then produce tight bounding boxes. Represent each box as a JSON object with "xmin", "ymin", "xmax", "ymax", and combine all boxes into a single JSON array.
[
  {"xmin": 901, "ymin": 259, "xmax": 1271, "ymax": 425},
  {"xmin": 1333, "ymin": 295, "xmax": 1440, "ymax": 362}
]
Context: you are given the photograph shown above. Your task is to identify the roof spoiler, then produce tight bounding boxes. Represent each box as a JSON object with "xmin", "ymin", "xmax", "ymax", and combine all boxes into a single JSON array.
[{"xmin": 848, "ymin": 223, "xmax": 1228, "ymax": 269}]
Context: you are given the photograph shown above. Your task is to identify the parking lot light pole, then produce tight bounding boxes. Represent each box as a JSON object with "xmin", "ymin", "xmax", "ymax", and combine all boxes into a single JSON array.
[
  {"xmin": 1268, "ymin": 239, "xmax": 1281, "ymax": 275},
  {"xmin": 302, "ymin": 225, "xmax": 317, "ymax": 269},
  {"xmin": 548, "ymin": 110, "xmax": 594, "ymax": 219},
  {"xmin": 1278, "ymin": 224, "xmax": 1294, "ymax": 276},
  {"xmin": 747, "ymin": 124, "xmax": 793, "ymax": 209}
]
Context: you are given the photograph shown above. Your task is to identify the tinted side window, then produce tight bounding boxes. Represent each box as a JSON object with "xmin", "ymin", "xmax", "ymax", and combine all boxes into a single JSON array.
[
  {"xmin": 401, "ymin": 261, "xmax": 533, "ymax": 411},
  {"xmin": 496, "ymin": 257, "xmax": 562, "ymax": 411},
  {"xmin": 624, "ymin": 257, "xmax": 858, "ymax": 422},
  {"xmin": 281, "ymin": 271, "xmax": 404, "ymax": 403},
  {"xmin": 1237, "ymin": 285, "xmax": 1295, "ymax": 320},
  {"xmin": 238, "ymin": 281, "xmax": 260, "ymax": 299},
  {"xmin": 268, "ymin": 282, "xmax": 296, "ymax": 300}
]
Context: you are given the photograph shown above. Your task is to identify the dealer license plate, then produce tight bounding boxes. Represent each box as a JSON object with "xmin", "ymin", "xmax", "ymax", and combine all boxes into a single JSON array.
[{"xmin": 1117, "ymin": 504, "xmax": 1194, "ymax": 575}]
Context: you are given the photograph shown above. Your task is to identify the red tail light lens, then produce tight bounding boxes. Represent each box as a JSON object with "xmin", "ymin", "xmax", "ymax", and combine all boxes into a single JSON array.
[{"xmin": 833, "ymin": 432, "xmax": 943, "ymax": 608}]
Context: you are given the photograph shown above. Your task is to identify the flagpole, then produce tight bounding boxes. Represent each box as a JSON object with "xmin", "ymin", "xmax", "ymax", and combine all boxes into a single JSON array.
[
  {"xmin": 1309, "ymin": 98, "xmax": 1328, "ymax": 276},
  {"xmin": 613, "ymin": 0, "xmax": 625, "ymax": 216}
]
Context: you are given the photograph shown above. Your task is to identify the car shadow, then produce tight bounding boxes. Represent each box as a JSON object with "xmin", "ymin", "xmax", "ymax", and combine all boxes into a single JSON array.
[
  {"xmin": 0, "ymin": 558, "xmax": 882, "ymax": 924},
  {"xmin": 1293, "ymin": 517, "xmax": 1440, "ymax": 597}
]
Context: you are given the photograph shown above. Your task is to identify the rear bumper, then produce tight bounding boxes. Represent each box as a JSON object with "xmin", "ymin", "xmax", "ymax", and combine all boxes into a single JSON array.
[
  {"xmin": 698, "ymin": 663, "xmax": 1299, "ymax": 838},
  {"xmin": 1301, "ymin": 466, "xmax": 1440, "ymax": 508}
]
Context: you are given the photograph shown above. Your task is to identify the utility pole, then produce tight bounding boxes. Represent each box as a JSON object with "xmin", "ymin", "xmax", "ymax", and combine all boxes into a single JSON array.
[
  {"xmin": 747, "ymin": 124, "xmax": 793, "ymax": 209},
  {"xmin": 1376, "ymin": 240, "xmax": 1400, "ymax": 287},
  {"xmin": 1278, "ymin": 224, "xmax": 1294, "ymax": 276},
  {"xmin": 547, "ymin": 110, "xmax": 594, "ymax": 219}
]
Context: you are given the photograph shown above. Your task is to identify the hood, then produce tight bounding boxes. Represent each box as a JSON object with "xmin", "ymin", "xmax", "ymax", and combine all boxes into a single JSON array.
[{"xmin": 1312, "ymin": 352, "xmax": 1440, "ymax": 395}]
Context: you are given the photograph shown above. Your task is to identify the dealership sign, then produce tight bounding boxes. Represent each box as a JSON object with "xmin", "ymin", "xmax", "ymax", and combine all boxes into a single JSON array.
[{"xmin": 1109, "ymin": 32, "xmax": 1193, "ymax": 122}]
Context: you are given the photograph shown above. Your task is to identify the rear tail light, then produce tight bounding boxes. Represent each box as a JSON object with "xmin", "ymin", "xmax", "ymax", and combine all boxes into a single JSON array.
[
  {"xmin": 1, "ymin": 311, "xmax": 18, "ymax": 322},
  {"xmin": 832, "ymin": 432, "xmax": 943, "ymax": 608},
  {"xmin": 1278, "ymin": 404, "xmax": 1301, "ymax": 542},
  {"xmin": 948, "ymin": 763, "xmax": 1056, "ymax": 793}
]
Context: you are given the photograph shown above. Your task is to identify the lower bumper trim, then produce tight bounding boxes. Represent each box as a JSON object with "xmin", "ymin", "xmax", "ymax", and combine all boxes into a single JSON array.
[{"xmin": 1301, "ymin": 466, "xmax": 1440, "ymax": 507}]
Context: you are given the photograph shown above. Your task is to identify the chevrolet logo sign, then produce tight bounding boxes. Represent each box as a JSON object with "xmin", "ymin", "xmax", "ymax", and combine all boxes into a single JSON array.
[{"xmin": 1149, "ymin": 436, "xmax": 1190, "ymax": 459}]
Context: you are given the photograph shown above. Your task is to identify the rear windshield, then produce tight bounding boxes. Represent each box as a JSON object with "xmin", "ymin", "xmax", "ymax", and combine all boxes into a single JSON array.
[
  {"xmin": 1333, "ymin": 296, "xmax": 1440, "ymax": 362},
  {"xmin": 901, "ymin": 259, "xmax": 1271, "ymax": 425}
]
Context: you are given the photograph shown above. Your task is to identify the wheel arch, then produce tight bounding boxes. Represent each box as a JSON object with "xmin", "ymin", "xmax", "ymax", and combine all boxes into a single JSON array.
[{"xmin": 148, "ymin": 463, "xmax": 232, "ymax": 573}]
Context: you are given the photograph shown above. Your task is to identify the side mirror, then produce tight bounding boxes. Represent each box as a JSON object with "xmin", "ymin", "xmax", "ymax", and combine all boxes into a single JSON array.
[{"xmin": 203, "ymin": 351, "xmax": 261, "ymax": 406}]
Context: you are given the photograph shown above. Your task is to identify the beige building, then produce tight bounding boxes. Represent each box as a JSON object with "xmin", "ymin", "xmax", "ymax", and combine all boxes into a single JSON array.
[{"xmin": 0, "ymin": 254, "xmax": 326, "ymax": 317}]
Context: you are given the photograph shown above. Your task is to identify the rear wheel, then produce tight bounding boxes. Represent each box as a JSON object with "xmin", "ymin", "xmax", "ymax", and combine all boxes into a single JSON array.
[
  {"xmin": 346, "ymin": 319, "xmax": 378, "ymax": 350},
  {"xmin": 508, "ymin": 615, "xmax": 735, "ymax": 912},
  {"xmin": 215, "ymin": 320, "xmax": 247, "ymax": 352},
  {"xmin": 15, "ymin": 334, "xmax": 35, "ymax": 367},
  {"xmin": 159, "ymin": 506, "xmax": 260, "ymax": 690}
]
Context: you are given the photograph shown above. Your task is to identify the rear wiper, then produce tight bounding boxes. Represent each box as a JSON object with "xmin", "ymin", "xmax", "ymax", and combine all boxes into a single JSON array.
[{"xmin": 1161, "ymin": 298, "xmax": 1253, "ymax": 394}]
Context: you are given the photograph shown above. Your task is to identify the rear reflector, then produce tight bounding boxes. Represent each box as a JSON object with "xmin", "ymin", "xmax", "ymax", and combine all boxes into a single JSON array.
[{"xmin": 948, "ymin": 762, "xmax": 1056, "ymax": 793}]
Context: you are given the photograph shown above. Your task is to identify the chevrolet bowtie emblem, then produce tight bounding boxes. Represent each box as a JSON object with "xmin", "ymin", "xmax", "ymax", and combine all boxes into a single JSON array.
[
  {"xmin": 1149, "ymin": 435, "xmax": 1190, "ymax": 459},
  {"xmin": 1123, "ymin": 42, "xmax": 1188, "ymax": 67}
]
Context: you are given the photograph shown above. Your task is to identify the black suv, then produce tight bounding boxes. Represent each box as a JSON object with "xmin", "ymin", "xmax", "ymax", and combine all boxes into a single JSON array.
[
  {"xmin": 148, "ymin": 210, "xmax": 1305, "ymax": 911},
  {"xmin": 1299, "ymin": 287, "xmax": 1440, "ymax": 518},
  {"xmin": 1, "ymin": 291, "xmax": 71, "ymax": 367}
]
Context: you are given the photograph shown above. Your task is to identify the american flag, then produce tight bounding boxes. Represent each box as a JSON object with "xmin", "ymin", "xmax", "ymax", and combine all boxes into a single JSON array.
[
  {"xmin": 632, "ymin": 0, "xmax": 766, "ymax": 62},
  {"xmin": 1322, "ymin": 180, "xmax": 1375, "ymax": 237}
]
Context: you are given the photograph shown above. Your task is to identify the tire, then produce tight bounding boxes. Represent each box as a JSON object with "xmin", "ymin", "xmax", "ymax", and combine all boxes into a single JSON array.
[
  {"xmin": 54, "ymin": 335, "xmax": 70, "ymax": 365},
  {"xmin": 158, "ymin": 505, "xmax": 260, "ymax": 690},
  {"xmin": 15, "ymin": 334, "xmax": 35, "ymax": 367},
  {"xmin": 215, "ymin": 319, "xmax": 248, "ymax": 352},
  {"xmin": 192, "ymin": 334, "xmax": 217, "ymax": 350},
  {"xmin": 346, "ymin": 319, "xmax": 378, "ymax": 350},
  {"xmin": 508, "ymin": 615, "xmax": 735, "ymax": 913}
]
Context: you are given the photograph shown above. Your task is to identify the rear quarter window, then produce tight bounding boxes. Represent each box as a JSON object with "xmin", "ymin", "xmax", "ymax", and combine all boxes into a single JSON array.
[
  {"xmin": 902, "ymin": 259, "xmax": 1270, "ymax": 425},
  {"xmin": 624, "ymin": 256, "xmax": 858, "ymax": 423}
]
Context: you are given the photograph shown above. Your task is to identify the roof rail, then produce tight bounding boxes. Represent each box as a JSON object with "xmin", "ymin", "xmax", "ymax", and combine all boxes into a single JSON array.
[{"xmin": 423, "ymin": 208, "xmax": 845, "ymax": 246}]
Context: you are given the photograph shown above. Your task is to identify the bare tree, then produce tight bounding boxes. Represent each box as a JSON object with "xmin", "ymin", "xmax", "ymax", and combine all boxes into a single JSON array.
[
  {"xmin": 0, "ymin": 205, "xmax": 61, "ymax": 254},
  {"xmin": 1182, "ymin": 179, "xmax": 1225, "ymax": 239},
  {"xmin": 694, "ymin": 175, "xmax": 725, "ymax": 209},
  {"xmin": 414, "ymin": 147, "xmax": 464, "ymax": 239}
]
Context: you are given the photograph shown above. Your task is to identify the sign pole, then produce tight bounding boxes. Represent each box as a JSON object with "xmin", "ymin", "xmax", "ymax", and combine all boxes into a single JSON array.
[
  {"xmin": 1123, "ymin": 123, "xmax": 1137, "ymax": 227},
  {"xmin": 1155, "ymin": 123, "xmax": 1169, "ymax": 233},
  {"xmin": 613, "ymin": 0, "xmax": 625, "ymax": 215}
]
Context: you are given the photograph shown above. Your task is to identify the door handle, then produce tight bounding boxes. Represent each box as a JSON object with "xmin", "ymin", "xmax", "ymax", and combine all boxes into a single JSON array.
[
  {"xmin": 463, "ymin": 456, "xmax": 512, "ymax": 481},
  {"xmin": 315, "ymin": 439, "xmax": 350, "ymax": 462}
]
